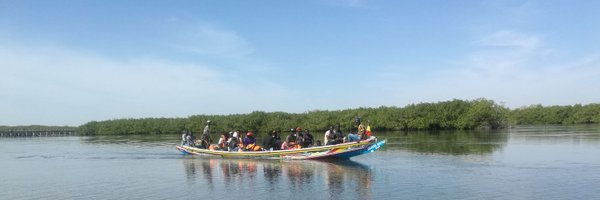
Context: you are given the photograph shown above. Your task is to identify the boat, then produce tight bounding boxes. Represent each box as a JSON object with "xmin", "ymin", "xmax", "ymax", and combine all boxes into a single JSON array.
[{"xmin": 176, "ymin": 136, "xmax": 385, "ymax": 160}]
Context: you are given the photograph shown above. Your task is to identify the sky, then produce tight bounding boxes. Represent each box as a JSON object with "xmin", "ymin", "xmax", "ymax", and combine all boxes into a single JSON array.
[{"xmin": 1, "ymin": 0, "xmax": 599, "ymax": 126}]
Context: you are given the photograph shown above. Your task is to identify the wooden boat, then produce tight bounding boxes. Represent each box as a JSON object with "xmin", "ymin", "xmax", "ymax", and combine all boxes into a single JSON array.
[{"xmin": 176, "ymin": 136, "xmax": 385, "ymax": 160}]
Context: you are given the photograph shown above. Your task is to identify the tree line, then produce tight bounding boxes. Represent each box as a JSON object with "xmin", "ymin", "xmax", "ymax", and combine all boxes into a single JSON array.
[
  {"xmin": 10, "ymin": 99, "xmax": 597, "ymax": 136},
  {"xmin": 78, "ymin": 98, "xmax": 513, "ymax": 135},
  {"xmin": 509, "ymin": 103, "xmax": 600, "ymax": 125}
]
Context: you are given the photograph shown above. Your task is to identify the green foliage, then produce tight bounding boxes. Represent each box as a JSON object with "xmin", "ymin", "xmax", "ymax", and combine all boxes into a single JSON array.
[
  {"xmin": 76, "ymin": 99, "xmax": 600, "ymax": 135},
  {"xmin": 510, "ymin": 103, "xmax": 600, "ymax": 125},
  {"xmin": 78, "ymin": 98, "xmax": 513, "ymax": 135},
  {"xmin": 78, "ymin": 118, "xmax": 186, "ymax": 135}
]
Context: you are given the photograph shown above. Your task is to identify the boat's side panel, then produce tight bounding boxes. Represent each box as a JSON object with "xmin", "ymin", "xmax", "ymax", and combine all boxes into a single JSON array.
[
  {"xmin": 280, "ymin": 146, "xmax": 358, "ymax": 160},
  {"xmin": 302, "ymin": 146, "xmax": 367, "ymax": 160},
  {"xmin": 176, "ymin": 137, "xmax": 385, "ymax": 160},
  {"xmin": 177, "ymin": 137, "xmax": 376, "ymax": 157},
  {"xmin": 330, "ymin": 140, "xmax": 386, "ymax": 159}
]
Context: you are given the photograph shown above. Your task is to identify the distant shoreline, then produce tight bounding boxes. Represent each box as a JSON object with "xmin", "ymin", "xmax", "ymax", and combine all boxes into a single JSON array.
[
  {"xmin": 76, "ymin": 98, "xmax": 599, "ymax": 135},
  {"xmin": 2, "ymin": 98, "xmax": 598, "ymax": 136}
]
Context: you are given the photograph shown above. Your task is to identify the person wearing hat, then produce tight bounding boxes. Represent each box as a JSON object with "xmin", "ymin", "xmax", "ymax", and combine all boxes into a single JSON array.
[
  {"xmin": 200, "ymin": 120, "xmax": 212, "ymax": 149},
  {"xmin": 243, "ymin": 131, "xmax": 261, "ymax": 151},
  {"xmin": 243, "ymin": 131, "xmax": 255, "ymax": 146}
]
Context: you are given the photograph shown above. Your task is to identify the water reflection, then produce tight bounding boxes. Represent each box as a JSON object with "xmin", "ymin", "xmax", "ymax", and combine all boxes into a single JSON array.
[
  {"xmin": 182, "ymin": 158, "xmax": 372, "ymax": 199},
  {"xmin": 324, "ymin": 160, "xmax": 372, "ymax": 200},
  {"xmin": 81, "ymin": 134, "xmax": 178, "ymax": 145},
  {"xmin": 510, "ymin": 125, "xmax": 600, "ymax": 144},
  {"xmin": 380, "ymin": 130, "xmax": 509, "ymax": 155}
]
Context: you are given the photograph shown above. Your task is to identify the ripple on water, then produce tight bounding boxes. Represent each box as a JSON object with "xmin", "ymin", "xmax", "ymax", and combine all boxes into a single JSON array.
[{"xmin": 2, "ymin": 127, "xmax": 600, "ymax": 199}]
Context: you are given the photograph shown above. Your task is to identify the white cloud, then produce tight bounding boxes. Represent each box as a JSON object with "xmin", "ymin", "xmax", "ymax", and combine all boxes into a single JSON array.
[
  {"xmin": 0, "ymin": 43, "xmax": 293, "ymax": 125},
  {"xmin": 167, "ymin": 22, "xmax": 254, "ymax": 58},
  {"xmin": 444, "ymin": 31, "xmax": 600, "ymax": 107},
  {"xmin": 473, "ymin": 30, "xmax": 540, "ymax": 50},
  {"xmin": 369, "ymin": 30, "xmax": 600, "ymax": 108}
]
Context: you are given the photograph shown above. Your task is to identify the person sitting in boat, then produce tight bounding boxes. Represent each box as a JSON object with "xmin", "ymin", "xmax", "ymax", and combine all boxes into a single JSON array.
[
  {"xmin": 355, "ymin": 117, "xmax": 367, "ymax": 140},
  {"xmin": 242, "ymin": 131, "xmax": 255, "ymax": 146},
  {"xmin": 345, "ymin": 132, "xmax": 360, "ymax": 142},
  {"xmin": 227, "ymin": 131, "xmax": 241, "ymax": 152},
  {"xmin": 263, "ymin": 130, "xmax": 277, "ymax": 151},
  {"xmin": 324, "ymin": 126, "xmax": 332, "ymax": 145},
  {"xmin": 217, "ymin": 132, "xmax": 228, "ymax": 150},
  {"xmin": 282, "ymin": 128, "xmax": 300, "ymax": 150},
  {"xmin": 199, "ymin": 120, "xmax": 212, "ymax": 149},
  {"xmin": 273, "ymin": 130, "xmax": 282, "ymax": 150},
  {"xmin": 181, "ymin": 130, "xmax": 189, "ymax": 146},
  {"xmin": 300, "ymin": 129, "xmax": 314, "ymax": 148},
  {"xmin": 294, "ymin": 127, "xmax": 304, "ymax": 146},
  {"xmin": 365, "ymin": 123, "xmax": 372, "ymax": 138},
  {"xmin": 185, "ymin": 130, "xmax": 196, "ymax": 147},
  {"xmin": 327, "ymin": 124, "xmax": 344, "ymax": 145},
  {"xmin": 243, "ymin": 131, "xmax": 262, "ymax": 151}
]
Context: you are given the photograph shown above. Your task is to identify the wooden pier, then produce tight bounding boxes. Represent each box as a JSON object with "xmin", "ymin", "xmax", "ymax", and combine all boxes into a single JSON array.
[{"xmin": 0, "ymin": 128, "xmax": 78, "ymax": 137}]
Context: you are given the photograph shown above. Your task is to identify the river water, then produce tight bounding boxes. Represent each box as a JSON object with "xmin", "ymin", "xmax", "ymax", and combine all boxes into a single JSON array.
[{"xmin": 1, "ymin": 125, "xmax": 599, "ymax": 199}]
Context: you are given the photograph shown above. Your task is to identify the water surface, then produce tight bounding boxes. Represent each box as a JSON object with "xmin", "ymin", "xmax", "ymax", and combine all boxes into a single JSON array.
[{"xmin": 1, "ymin": 125, "xmax": 599, "ymax": 199}]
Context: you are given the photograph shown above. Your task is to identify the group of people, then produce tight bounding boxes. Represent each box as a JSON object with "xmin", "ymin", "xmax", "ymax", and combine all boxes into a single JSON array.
[
  {"xmin": 216, "ymin": 130, "xmax": 262, "ymax": 152},
  {"xmin": 180, "ymin": 120, "xmax": 214, "ymax": 149},
  {"xmin": 213, "ymin": 127, "xmax": 315, "ymax": 152},
  {"xmin": 280, "ymin": 127, "xmax": 314, "ymax": 150},
  {"xmin": 181, "ymin": 117, "xmax": 372, "ymax": 152},
  {"xmin": 324, "ymin": 118, "xmax": 370, "ymax": 145}
]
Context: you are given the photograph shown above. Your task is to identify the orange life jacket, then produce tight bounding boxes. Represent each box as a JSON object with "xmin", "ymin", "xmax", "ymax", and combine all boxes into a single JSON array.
[
  {"xmin": 245, "ymin": 143, "xmax": 262, "ymax": 151},
  {"xmin": 208, "ymin": 144, "xmax": 217, "ymax": 151}
]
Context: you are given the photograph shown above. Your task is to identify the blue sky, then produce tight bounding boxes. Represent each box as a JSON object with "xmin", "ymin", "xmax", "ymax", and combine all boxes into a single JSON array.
[{"xmin": 1, "ymin": 0, "xmax": 599, "ymax": 126}]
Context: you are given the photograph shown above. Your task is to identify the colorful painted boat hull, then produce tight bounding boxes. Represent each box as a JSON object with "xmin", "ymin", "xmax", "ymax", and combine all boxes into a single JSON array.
[{"xmin": 176, "ymin": 137, "xmax": 385, "ymax": 160}]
